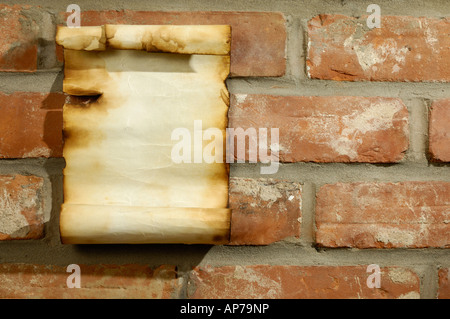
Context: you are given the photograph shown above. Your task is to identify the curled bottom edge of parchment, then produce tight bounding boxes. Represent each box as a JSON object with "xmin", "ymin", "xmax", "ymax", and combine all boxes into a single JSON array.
[{"xmin": 60, "ymin": 205, "xmax": 231, "ymax": 244}]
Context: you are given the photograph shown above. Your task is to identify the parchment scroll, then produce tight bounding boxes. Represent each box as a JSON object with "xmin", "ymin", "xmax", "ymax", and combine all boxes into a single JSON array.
[{"xmin": 56, "ymin": 25, "xmax": 231, "ymax": 244}]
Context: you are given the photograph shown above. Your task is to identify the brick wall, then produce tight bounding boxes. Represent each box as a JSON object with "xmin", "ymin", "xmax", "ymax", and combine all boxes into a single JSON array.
[{"xmin": 0, "ymin": 0, "xmax": 449, "ymax": 299}]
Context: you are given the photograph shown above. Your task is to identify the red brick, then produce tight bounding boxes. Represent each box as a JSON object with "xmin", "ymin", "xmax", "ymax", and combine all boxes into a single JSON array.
[
  {"xmin": 429, "ymin": 99, "xmax": 450, "ymax": 162},
  {"xmin": 438, "ymin": 268, "xmax": 450, "ymax": 299},
  {"xmin": 316, "ymin": 182, "xmax": 450, "ymax": 248},
  {"xmin": 0, "ymin": 5, "xmax": 38, "ymax": 72},
  {"xmin": 307, "ymin": 15, "xmax": 450, "ymax": 82},
  {"xmin": 57, "ymin": 10, "xmax": 286, "ymax": 77},
  {"xmin": 0, "ymin": 175, "xmax": 44, "ymax": 240},
  {"xmin": 0, "ymin": 264, "xmax": 179, "ymax": 298},
  {"xmin": 188, "ymin": 265, "xmax": 420, "ymax": 299},
  {"xmin": 228, "ymin": 94, "xmax": 409, "ymax": 163},
  {"xmin": 228, "ymin": 177, "xmax": 301, "ymax": 245},
  {"xmin": 0, "ymin": 92, "xmax": 64, "ymax": 158}
]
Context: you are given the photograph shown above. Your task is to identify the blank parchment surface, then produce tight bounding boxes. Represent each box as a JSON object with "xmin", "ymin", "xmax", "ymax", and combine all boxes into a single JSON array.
[{"xmin": 57, "ymin": 25, "xmax": 231, "ymax": 244}]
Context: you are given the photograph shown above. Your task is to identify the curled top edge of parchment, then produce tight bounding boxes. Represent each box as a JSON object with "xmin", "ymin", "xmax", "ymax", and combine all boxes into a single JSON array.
[{"xmin": 56, "ymin": 25, "xmax": 231, "ymax": 55}]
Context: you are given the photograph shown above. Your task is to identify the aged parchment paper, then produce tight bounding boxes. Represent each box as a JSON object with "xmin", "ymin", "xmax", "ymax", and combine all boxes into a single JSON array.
[{"xmin": 56, "ymin": 25, "xmax": 231, "ymax": 244}]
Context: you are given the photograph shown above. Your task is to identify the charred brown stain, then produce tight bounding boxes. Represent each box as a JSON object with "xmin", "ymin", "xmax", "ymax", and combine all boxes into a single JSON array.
[
  {"xmin": 205, "ymin": 169, "xmax": 229, "ymax": 207},
  {"xmin": 212, "ymin": 209, "xmax": 231, "ymax": 244},
  {"xmin": 63, "ymin": 100, "xmax": 106, "ymax": 153},
  {"xmin": 200, "ymin": 126, "xmax": 230, "ymax": 209},
  {"xmin": 142, "ymin": 27, "xmax": 188, "ymax": 53},
  {"xmin": 63, "ymin": 49, "xmax": 113, "ymax": 96},
  {"xmin": 185, "ymin": 208, "xmax": 231, "ymax": 244},
  {"xmin": 62, "ymin": 108, "xmax": 105, "ymax": 150},
  {"xmin": 62, "ymin": 49, "xmax": 124, "ymax": 152},
  {"xmin": 212, "ymin": 233, "xmax": 229, "ymax": 244},
  {"xmin": 201, "ymin": 52, "xmax": 230, "ymax": 211},
  {"xmin": 218, "ymin": 56, "xmax": 231, "ymax": 80},
  {"xmin": 65, "ymin": 94, "xmax": 102, "ymax": 106}
]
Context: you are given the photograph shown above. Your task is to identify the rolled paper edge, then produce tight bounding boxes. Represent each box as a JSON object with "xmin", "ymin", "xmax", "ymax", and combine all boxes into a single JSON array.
[
  {"xmin": 56, "ymin": 25, "xmax": 106, "ymax": 51},
  {"xmin": 105, "ymin": 25, "xmax": 231, "ymax": 55},
  {"xmin": 56, "ymin": 25, "xmax": 231, "ymax": 55},
  {"xmin": 60, "ymin": 204, "xmax": 231, "ymax": 244}
]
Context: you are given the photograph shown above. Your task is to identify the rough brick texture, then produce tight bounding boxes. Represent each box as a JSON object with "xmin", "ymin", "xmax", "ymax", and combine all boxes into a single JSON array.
[
  {"xmin": 307, "ymin": 15, "xmax": 450, "ymax": 82},
  {"xmin": 229, "ymin": 94, "xmax": 409, "ymax": 163},
  {"xmin": 0, "ymin": 264, "xmax": 179, "ymax": 298},
  {"xmin": 0, "ymin": 5, "xmax": 38, "ymax": 72},
  {"xmin": 188, "ymin": 265, "xmax": 420, "ymax": 299},
  {"xmin": 229, "ymin": 177, "xmax": 301, "ymax": 245},
  {"xmin": 0, "ymin": 92, "xmax": 64, "ymax": 158},
  {"xmin": 429, "ymin": 99, "xmax": 450, "ymax": 162},
  {"xmin": 438, "ymin": 268, "xmax": 450, "ymax": 299},
  {"xmin": 0, "ymin": 175, "xmax": 44, "ymax": 240},
  {"xmin": 316, "ymin": 182, "xmax": 450, "ymax": 248},
  {"xmin": 57, "ymin": 11, "xmax": 286, "ymax": 77}
]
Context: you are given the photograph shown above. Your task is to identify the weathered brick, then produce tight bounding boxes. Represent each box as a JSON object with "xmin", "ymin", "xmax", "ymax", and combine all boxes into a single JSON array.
[
  {"xmin": 0, "ymin": 175, "xmax": 44, "ymax": 240},
  {"xmin": 438, "ymin": 268, "xmax": 450, "ymax": 299},
  {"xmin": 188, "ymin": 265, "xmax": 420, "ymax": 299},
  {"xmin": 307, "ymin": 15, "xmax": 450, "ymax": 82},
  {"xmin": 228, "ymin": 177, "xmax": 301, "ymax": 245},
  {"xmin": 228, "ymin": 94, "xmax": 409, "ymax": 163},
  {"xmin": 0, "ymin": 5, "xmax": 38, "ymax": 72},
  {"xmin": 316, "ymin": 182, "xmax": 450, "ymax": 248},
  {"xmin": 57, "ymin": 10, "xmax": 286, "ymax": 77},
  {"xmin": 429, "ymin": 99, "xmax": 450, "ymax": 162},
  {"xmin": 0, "ymin": 264, "xmax": 179, "ymax": 298},
  {"xmin": 0, "ymin": 92, "xmax": 64, "ymax": 158}
]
